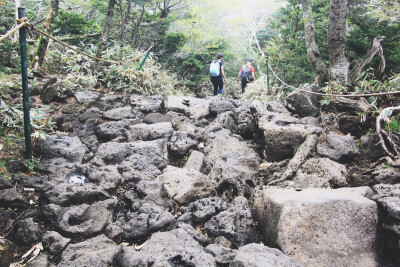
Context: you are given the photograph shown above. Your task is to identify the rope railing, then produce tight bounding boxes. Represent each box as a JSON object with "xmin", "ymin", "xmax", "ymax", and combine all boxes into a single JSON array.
[
  {"xmin": 1, "ymin": 18, "xmax": 124, "ymax": 65},
  {"xmin": 267, "ymin": 61, "xmax": 400, "ymax": 98}
]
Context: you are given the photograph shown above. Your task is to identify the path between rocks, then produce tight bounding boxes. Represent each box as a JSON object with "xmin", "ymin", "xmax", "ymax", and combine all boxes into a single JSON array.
[{"xmin": 1, "ymin": 91, "xmax": 399, "ymax": 267}]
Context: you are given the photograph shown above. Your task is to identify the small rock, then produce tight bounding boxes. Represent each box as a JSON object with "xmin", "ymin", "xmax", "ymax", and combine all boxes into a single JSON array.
[
  {"xmin": 15, "ymin": 218, "xmax": 43, "ymax": 246},
  {"xmin": 143, "ymin": 112, "xmax": 172, "ymax": 124},
  {"xmin": 42, "ymin": 231, "xmax": 71, "ymax": 255}
]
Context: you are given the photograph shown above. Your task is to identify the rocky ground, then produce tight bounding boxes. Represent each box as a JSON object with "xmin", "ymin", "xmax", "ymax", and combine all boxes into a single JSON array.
[{"xmin": 0, "ymin": 79, "xmax": 399, "ymax": 267}]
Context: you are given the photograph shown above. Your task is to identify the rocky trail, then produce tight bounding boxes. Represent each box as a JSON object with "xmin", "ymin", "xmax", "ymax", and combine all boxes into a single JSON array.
[{"xmin": 0, "ymin": 83, "xmax": 399, "ymax": 266}]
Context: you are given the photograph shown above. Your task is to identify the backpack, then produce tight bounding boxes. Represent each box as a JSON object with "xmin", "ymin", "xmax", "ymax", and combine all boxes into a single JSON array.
[
  {"xmin": 241, "ymin": 65, "xmax": 252, "ymax": 80},
  {"xmin": 210, "ymin": 60, "xmax": 220, "ymax": 77}
]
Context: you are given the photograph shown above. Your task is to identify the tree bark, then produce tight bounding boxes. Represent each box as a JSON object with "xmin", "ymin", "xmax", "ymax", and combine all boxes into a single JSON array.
[
  {"xmin": 96, "ymin": 0, "xmax": 116, "ymax": 59},
  {"xmin": 34, "ymin": 0, "xmax": 59, "ymax": 68},
  {"xmin": 300, "ymin": 0, "xmax": 328, "ymax": 87},
  {"xmin": 348, "ymin": 36, "xmax": 385, "ymax": 85},
  {"xmin": 328, "ymin": 0, "xmax": 350, "ymax": 83}
]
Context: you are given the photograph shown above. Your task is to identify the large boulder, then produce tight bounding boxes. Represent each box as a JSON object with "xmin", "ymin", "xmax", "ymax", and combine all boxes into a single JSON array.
[
  {"xmin": 231, "ymin": 243, "xmax": 301, "ymax": 267},
  {"xmin": 74, "ymin": 91, "xmax": 101, "ymax": 105},
  {"xmin": 317, "ymin": 133, "xmax": 359, "ymax": 162},
  {"xmin": 121, "ymin": 202, "xmax": 176, "ymax": 240},
  {"xmin": 14, "ymin": 218, "xmax": 43, "ymax": 246},
  {"xmin": 157, "ymin": 166, "xmax": 215, "ymax": 205},
  {"xmin": 58, "ymin": 234, "xmax": 120, "ymax": 266},
  {"xmin": 167, "ymin": 131, "xmax": 200, "ymax": 156},
  {"xmin": 90, "ymin": 94, "xmax": 129, "ymax": 111},
  {"xmin": 126, "ymin": 122, "xmax": 174, "ymax": 141},
  {"xmin": 103, "ymin": 106, "xmax": 140, "ymax": 121},
  {"xmin": 94, "ymin": 120, "xmax": 132, "ymax": 142},
  {"xmin": 0, "ymin": 188, "xmax": 27, "ymax": 208},
  {"xmin": 118, "ymin": 154, "xmax": 161, "ymax": 183},
  {"xmin": 143, "ymin": 112, "xmax": 172, "ymax": 124},
  {"xmin": 358, "ymin": 133, "xmax": 386, "ymax": 167},
  {"xmin": 209, "ymin": 98, "xmax": 235, "ymax": 115},
  {"xmin": 204, "ymin": 196, "xmax": 259, "ymax": 247},
  {"xmin": 130, "ymin": 95, "xmax": 164, "ymax": 113},
  {"xmin": 139, "ymin": 228, "xmax": 215, "ymax": 266},
  {"xmin": 251, "ymin": 101, "xmax": 321, "ymax": 161},
  {"xmin": 286, "ymin": 86, "xmax": 319, "ymax": 118},
  {"xmin": 43, "ymin": 165, "xmax": 121, "ymax": 206},
  {"xmin": 166, "ymin": 96, "xmax": 210, "ymax": 119},
  {"xmin": 293, "ymin": 157, "xmax": 348, "ymax": 188},
  {"xmin": 93, "ymin": 139, "xmax": 167, "ymax": 169},
  {"xmin": 252, "ymin": 187, "xmax": 378, "ymax": 267},
  {"xmin": 204, "ymin": 133, "xmax": 260, "ymax": 198},
  {"xmin": 48, "ymin": 199, "xmax": 117, "ymax": 237},
  {"xmin": 41, "ymin": 80, "xmax": 73, "ymax": 104},
  {"xmin": 179, "ymin": 197, "xmax": 228, "ymax": 224},
  {"xmin": 37, "ymin": 136, "xmax": 89, "ymax": 163}
]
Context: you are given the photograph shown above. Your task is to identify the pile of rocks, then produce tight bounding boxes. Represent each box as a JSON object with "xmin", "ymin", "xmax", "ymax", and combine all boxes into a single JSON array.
[{"xmin": 1, "ymin": 88, "xmax": 399, "ymax": 266}]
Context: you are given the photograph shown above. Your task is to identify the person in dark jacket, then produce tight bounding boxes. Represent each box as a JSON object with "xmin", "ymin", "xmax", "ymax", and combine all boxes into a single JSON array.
[{"xmin": 210, "ymin": 52, "xmax": 226, "ymax": 95}]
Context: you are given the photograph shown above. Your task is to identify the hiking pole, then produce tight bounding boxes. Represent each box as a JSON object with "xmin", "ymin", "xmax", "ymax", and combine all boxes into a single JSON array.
[
  {"xmin": 266, "ymin": 55, "xmax": 270, "ymax": 95},
  {"xmin": 18, "ymin": 7, "xmax": 32, "ymax": 160}
]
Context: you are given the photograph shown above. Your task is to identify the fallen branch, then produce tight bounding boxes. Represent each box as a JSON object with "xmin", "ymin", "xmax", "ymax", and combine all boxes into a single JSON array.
[
  {"xmin": 376, "ymin": 105, "xmax": 400, "ymax": 158},
  {"xmin": 268, "ymin": 134, "xmax": 318, "ymax": 185}
]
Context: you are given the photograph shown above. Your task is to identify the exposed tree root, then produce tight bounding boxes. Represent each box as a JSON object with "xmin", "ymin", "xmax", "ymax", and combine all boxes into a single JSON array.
[{"xmin": 376, "ymin": 105, "xmax": 400, "ymax": 159}]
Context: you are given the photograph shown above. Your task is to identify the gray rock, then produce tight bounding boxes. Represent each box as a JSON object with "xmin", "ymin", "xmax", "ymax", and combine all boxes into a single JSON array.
[
  {"xmin": 0, "ymin": 238, "xmax": 15, "ymax": 267},
  {"xmin": 167, "ymin": 131, "xmax": 199, "ymax": 156},
  {"xmin": 114, "ymin": 246, "xmax": 153, "ymax": 266},
  {"xmin": 293, "ymin": 157, "xmax": 348, "ymax": 188},
  {"xmin": 79, "ymin": 133, "xmax": 99, "ymax": 153},
  {"xmin": 90, "ymin": 94, "xmax": 129, "ymax": 111},
  {"xmin": 37, "ymin": 136, "xmax": 88, "ymax": 163},
  {"xmin": 158, "ymin": 166, "xmax": 215, "ymax": 205},
  {"xmin": 136, "ymin": 180, "xmax": 173, "ymax": 210},
  {"xmin": 358, "ymin": 133, "xmax": 386, "ymax": 167},
  {"xmin": 317, "ymin": 133, "xmax": 359, "ymax": 162},
  {"xmin": 103, "ymin": 106, "xmax": 136, "ymax": 120},
  {"xmin": 94, "ymin": 139, "xmax": 167, "ymax": 169},
  {"xmin": 130, "ymin": 95, "xmax": 164, "ymax": 113},
  {"xmin": 26, "ymin": 253, "xmax": 54, "ymax": 267},
  {"xmin": 252, "ymin": 187, "xmax": 378, "ymax": 267},
  {"xmin": 214, "ymin": 111, "xmax": 237, "ymax": 133},
  {"xmin": 338, "ymin": 115, "xmax": 363, "ymax": 137},
  {"xmin": 231, "ymin": 243, "xmax": 302, "ymax": 267},
  {"xmin": 286, "ymin": 89, "xmax": 319, "ymax": 117},
  {"xmin": 204, "ymin": 197, "xmax": 259, "ymax": 247},
  {"xmin": 178, "ymin": 222, "xmax": 211, "ymax": 245},
  {"xmin": 74, "ymin": 91, "xmax": 101, "ymax": 104},
  {"xmin": 118, "ymin": 154, "xmax": 161, "ymax": 183},
  {"xmin": 42, "ymin": 231, "xmax": 70, "ymax": 255},
  {"xmin": 0, "ymin": 176, "xmax": 12, "ymax": 189},
  {"xmin": 209, "ymin": 98, "xmax": 235, "ymax": 115},
  {"xmin": 205, "ymin": 244, "xmax": 236, "ymax": 266},
  {"xmin": 181, "ymin": 197, "xmax": 228, "ymax": 224},
  {"xmin": 44, "ymin": 166, "xmax": 121, "ymax": 206},
  {"xmin": 122, "ymin": 202, "xmax": 176, "ymax": 240},
  {"xmin": 251, "ymin": 101, "xmax": 321, "ymax": 161},
  {"xmin": 184, "ymin": 150, "xmax": 205, "ymax": 172},
  {"xmin": 0, "ymin": 188, "xmax": 27, "ymax": 208},
  {"xmin": 204, "ymin": 134, "xmax": 260, "ymax": 198},
  {"xmin": 41, "ymin": 81, "xmax": 73, "ymax": 104},
  {"xmin": 140, "ymin": 228, "xmax": 215, "ymax": 266},
  {"xmin": 166, "ymin": 96, "xmax": 210, "ymax": 119},
  {"xmin": 126, "ymin": 122, "xmax": 174, "ymax": 141},
  {"xmin": 372, "ymin": 167, "xmax": 400, "ymax": 184},
  {"xmin": 94, "ymin": 120, "xmax": 131, "ymax": 142},
  {"xmin": 15, "ymin": 218, "xmax": 43, "ymax": 246},
  {"xmin": 58, "ymin": 234, "xmax": 120, "ymax": 267},
  {"xmin": 78, "ymin": 108, "xmax": 102, "ymax": 123},
  {"xmin": 171, "ymin": 116, "xmax": 194, "ymax": 131},
  {"xmin": 373, "ymin": 183, "xmax": 400, "ymax": 199},
  {"xmin": 143, "ymin": 112, "xmax": 172, "ymax": 124},
  {"xmin": 57, "ymin": 199, "xmax": 117, "ymax": 237}
]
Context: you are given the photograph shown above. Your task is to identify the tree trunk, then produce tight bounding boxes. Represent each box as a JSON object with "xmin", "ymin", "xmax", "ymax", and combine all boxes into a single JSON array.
[
  {"xmin": 348, "ymin": 36, "xmax": 385, "ymax": 85},
  {"xmin": 300, "ymin": 0, "xmax": 328, "ymax": 87},
  {"xmin": 327, "ymin": 0, "xmax": 350, "ymax": 83},
  {"xmin": 96, "ymin": 0, "xmax": 116, "ymax": 59},
  {"xmin": 119, "ymin": 0, "xmax": 131, "ymax": 42},
  {"xmin": 131, "ymin": 5, "xmax": 145, "ymax": 47},
  {"xmin": 34, "ymin": 0, "xmax": 59, "ymax": 68},
  {"xmin": 13, "ymin": 0, "xmax": 21, "ymax": 42}
]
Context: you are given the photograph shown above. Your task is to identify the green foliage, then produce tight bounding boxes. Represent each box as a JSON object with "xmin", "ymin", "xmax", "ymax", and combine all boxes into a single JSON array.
[
  {"xmin": 54, "ymin": 10, "xmax": 99, "ymax": 36},
  {"xmin": 0, "ymin": 99, "xmax": 55, "ymax": 143},
  {"xmin": 385, "ymin": 115, "xmax": 400, "ymax": 133}
]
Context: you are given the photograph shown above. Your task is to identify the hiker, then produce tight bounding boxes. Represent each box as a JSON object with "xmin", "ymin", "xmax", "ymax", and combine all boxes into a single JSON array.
[
  {"xmin": 209, "ymin": 52, "xmax": 226, "ymax": 95},
  {"xmin": 237, "ymin": 58, "xmax": 255, "ymax": 93}
]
